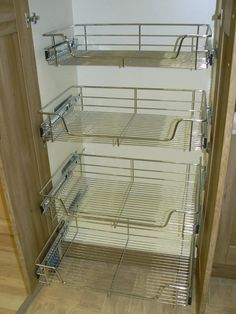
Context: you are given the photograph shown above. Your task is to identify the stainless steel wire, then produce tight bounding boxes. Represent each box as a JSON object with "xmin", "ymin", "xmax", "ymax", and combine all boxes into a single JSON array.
[
  {"xmin": 52, "ymin": 111, "xmax": 202, "ymax": 150},
  {"xmin": 36, "ymin": 221, "xmax": 195, "ymax": 306},
  {"xmin": 46, "ymin": 50, "xmax": 208, "ymax": 70},
  {"xmin": 52, "ymin": 176, "xmax": 197, "ymax": 235},
  {"xmin": 43, "ymin": 24, "xmax": 212, "ymax": 70},
  {"xmin": 40, "ymin": 153, "xmax": 201, "ymax": 237},
  {"xmin": 40, "ymin": 86, "xmax": 208, "ymax": 151}
]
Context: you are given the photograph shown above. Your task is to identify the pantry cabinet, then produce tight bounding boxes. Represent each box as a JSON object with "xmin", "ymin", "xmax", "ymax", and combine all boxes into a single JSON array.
[{"xmin": 0, "ymin": 0, "xmax": 236, "ymax": 313}]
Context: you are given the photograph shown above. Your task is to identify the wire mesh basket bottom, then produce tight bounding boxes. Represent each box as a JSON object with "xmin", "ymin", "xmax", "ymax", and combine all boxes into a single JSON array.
[
  {"xmin": 51, "ymin": 253, "xmax": 191, "ymax": 306},
  {"xmin": 51, "ymin": 176, "xmax": 197, "ymax": 235},
  {"xmin": 46, "ymin": 50, "xmax": 208, "ymax": 70},
  {"xmin": 51, "ymin": 111, "xmax": 203, "ymax": 151}
]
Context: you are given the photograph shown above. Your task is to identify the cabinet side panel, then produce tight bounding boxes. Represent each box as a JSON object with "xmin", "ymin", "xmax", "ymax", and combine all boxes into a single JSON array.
[
  {"xmin": 197, "ymin": 0, "xmax": 236, "ymax": 312},
  {"xmin": 214, "ymin": 136, "xmax": 236, "ymax": 266}
]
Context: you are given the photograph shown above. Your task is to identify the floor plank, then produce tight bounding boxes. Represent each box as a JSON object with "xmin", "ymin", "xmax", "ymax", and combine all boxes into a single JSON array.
[
  {"xmin": 0, "ymin": 197, "xmax": 27, "ymax": 313},
  {"xmin": 22, "ymin": 276, "xmax": 236, "ymax": 314}
]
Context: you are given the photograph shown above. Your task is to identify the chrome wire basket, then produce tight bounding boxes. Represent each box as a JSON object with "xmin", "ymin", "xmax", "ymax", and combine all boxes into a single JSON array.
[
  {"xmin": 43, "ymin": 23, "xmax": 212, "ymax": 70},
  {"xmin": 40, "ymin": 152, "xmax": 204, "ymax": 237},
  {"xmin": 35, "ymin": 219, "xmax": 196, "ymax": 306},
  {"xmin": 40, "ymin": 86, "xmax": 210, "ymax": 151}
]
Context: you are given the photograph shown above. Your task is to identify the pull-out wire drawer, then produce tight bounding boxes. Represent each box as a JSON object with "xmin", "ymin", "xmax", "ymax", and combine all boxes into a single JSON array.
[
  {"xmin": 40, "ymin": 86, "xmax": 210, "ymax": 151},
  {"xmin": 35, "ymin": 219, "xmax": 196, "ymax": 306},
  {"xmin": 40, "ymin": 152, "xmax": 204, "ymax": 237},
  {"xmin": 43, "ymin": 23, "xmax": 212, "ymax": 70}
]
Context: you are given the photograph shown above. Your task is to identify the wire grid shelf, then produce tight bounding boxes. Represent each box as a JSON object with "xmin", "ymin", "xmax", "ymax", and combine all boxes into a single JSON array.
[
  {"xmin": 40, "ymin": 86, "xmax": 209, "ymax": 151},
  {"xmin": 40, "ymin": 152, "xmax": 203, "ymax": 237},
  {"xmin": 36, "ymin": 220, "xmax": 196, "ymax": 306},
  {"xmin": 43, "ymin": 24, "xmax": 212, "ymax": 70}
]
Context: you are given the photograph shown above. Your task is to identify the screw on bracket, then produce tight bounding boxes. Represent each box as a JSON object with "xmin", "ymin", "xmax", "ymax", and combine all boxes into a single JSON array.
[
  {"xmin": 212, "ymin": 9, "xmax": 223, "ymax": 26},
  {"xmin": 207, "ymin": 48, "xmax": 217, "ymax": 66},
  {"xmin": 25, "ymin": 12, "xmax": 40, "ymax": 28}
]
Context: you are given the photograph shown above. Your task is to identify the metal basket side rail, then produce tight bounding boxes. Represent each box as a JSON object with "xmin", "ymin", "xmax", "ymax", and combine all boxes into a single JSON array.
[
  {"xmin": 43, "ymin": 24, "xmax": 212, "ymax": 69},
  {"xmin": 39, "ymin": 152, "xmax": 81, "ymax": 213},
  {"xmin": 45, "ymin": 34, "xmax": 210, "ymax": 57},
  {"xmin": 40, "ymin": 86, "xmax": 208, "ymax": 117},
  {"xmin": 39, "ymin": 151, "xmax": 201, "ymax": 205},
  {"xmin": 35, "ymin": 220, "xmax": 77, "ymax": 285}
]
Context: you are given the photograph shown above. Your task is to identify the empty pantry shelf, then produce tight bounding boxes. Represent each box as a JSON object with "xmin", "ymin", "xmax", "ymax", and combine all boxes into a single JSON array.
[
  {"xmin": 40, "ymin": 152, "xmax": 203, "ymax": 235},
  {"xmin": 40, "ymin": 86, "xmax": 209, "ymax": 151},
  {"xmin": 43, "ymin": 23, "xmax": 212, "ymax": 70},
  {"xmin": 35, "ymin": 220, "xmax": 196, "ymax": 306}
]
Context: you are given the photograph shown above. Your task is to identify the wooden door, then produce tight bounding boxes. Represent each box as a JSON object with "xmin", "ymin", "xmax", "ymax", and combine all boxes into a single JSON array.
[
  {"xmin": 196, "ymin": 0, "xmax": 236, "ymax": 313},
  {"xmin": 0, "ymin": 0, "xmax": 50, "ymax": 293}
]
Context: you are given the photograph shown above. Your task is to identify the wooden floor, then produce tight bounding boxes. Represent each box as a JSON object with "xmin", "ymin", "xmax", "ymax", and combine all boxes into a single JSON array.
[
  {"xmin": 0, "ymin": 194, "xmax": 27, "ymax": 313},
  {"xmin": 21, "ymin": 277, "xmax": 236, "ymax": 314},
  {"xmin": 0, "ymin": 249, "xmax": 27, "ymax": 314}
]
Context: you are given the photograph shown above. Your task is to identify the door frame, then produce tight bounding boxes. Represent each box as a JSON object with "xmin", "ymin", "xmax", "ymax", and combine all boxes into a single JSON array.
[
  {"xmin": 0, "ymin": 0, "xmax": 50, "ymax": 293},
  {"xmin": 196, "ymin": 0, "xmax": 236, "ymax": 312}
]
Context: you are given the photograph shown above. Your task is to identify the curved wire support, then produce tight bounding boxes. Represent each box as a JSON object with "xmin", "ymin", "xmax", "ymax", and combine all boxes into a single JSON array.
[
  {"xmin": 172, "ymin": 34, "xmax": 210, "ymax": 59},
  {"xmin": 55, "ymin": 202, "xmax": 199, "ymax": 230}
]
